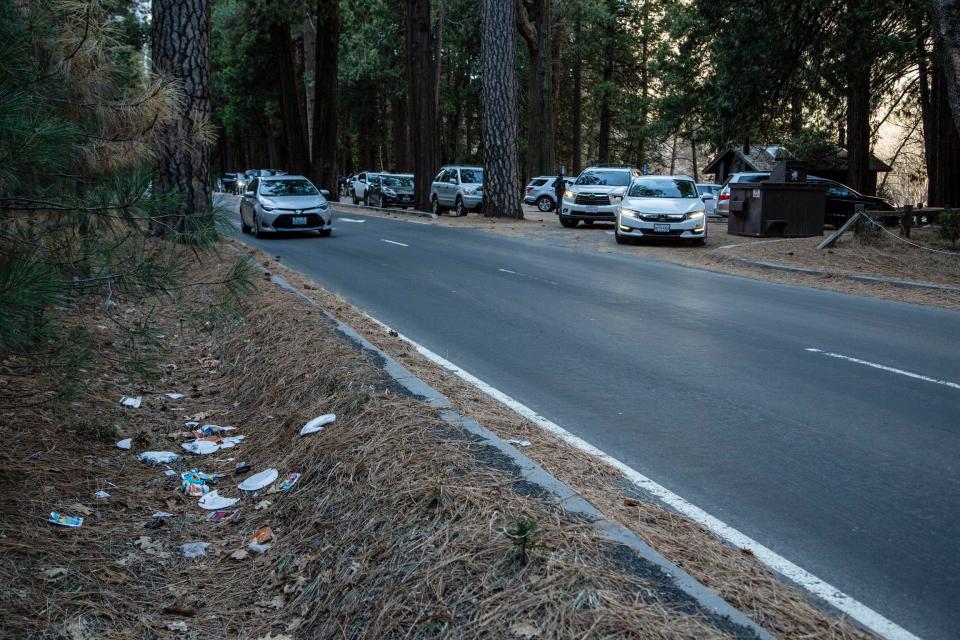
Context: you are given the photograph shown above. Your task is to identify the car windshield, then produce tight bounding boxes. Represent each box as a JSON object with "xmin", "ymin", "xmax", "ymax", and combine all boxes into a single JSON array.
[
  {"xmin": 628, "ymin": 178, "xmax": 699, "ymax": 198},
  {"xmin": 576, "ymin": 170, "xmax": 631, "ymax": 186},
  {"xmin": 460, "ymin": 168, "xmax": 483, "ymax": 184},
  {"xmin": 259, "ymin": 179, "xmax": 319, "ymax": 197},
  {"xmin": 382, "ymin": 176, "xmax": 413, "ymax": 188}
]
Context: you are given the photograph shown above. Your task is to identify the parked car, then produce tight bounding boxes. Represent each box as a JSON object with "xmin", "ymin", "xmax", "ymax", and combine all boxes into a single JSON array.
[
  {"xmin": 716, "ymin": 172, "xmax": 895, "ymax": 227},
  {"xmin": 559, "ymin": 165, "xmax": 641, "ymax": 227},
  {"xmin": 351, "ymin": 171, "xmax": 380, "ymax": 205},
  {"xmin": 615, "ymin": 175, "xmax": 707, "ymax": 246},
  {"xmin": 218, "ymin": 173, "xmax": 239, "ymax": 193},
  {"xmin": 715, "ymin": 172, "xmax": 770, "ymax": 217},
  {"xmin": 239, "ymin": 174, "xmax": 332, "ymax": 238},
  {"xmin": 430, "ymin": 165, "xmax": 484, "ymax": 216},
  {"xmin": 697, "ymin": 183, "xmax": 722, "ymax": 217},
  {"xmin": 524, "ymin": 176, "xmax": 559, "ymax": 212},
  {"xmin": 368, "ymin": 173, "xmax": 415, "ymax": 208}
]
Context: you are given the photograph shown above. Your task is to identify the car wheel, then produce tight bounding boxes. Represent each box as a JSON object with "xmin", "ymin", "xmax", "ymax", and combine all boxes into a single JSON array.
[
  {"xmin": 614, "ymin": 228, "xmax": 628, "ymax": 244},
  {"xmin": 317, "ymin": 229, "xmax": 332, "ymax": 237},
  {"xmin": 455, "ymin": 197, "xmax": 466, "ymax": 217},
  {"xmin": 363, "ymin": 193, "xmax": 369, "ymax": 207},
  {"xmin": 559, "ymin": 215, "xmax": 578, "ymax": 228},
  {"xmin": 240, "ymin": 212, "xmax": 251, "ymax": 234},
  {"xmin": 353, "ymin": 193, "xmax": 360, "ymax": 205},
  {"xmin": 254, "ymin": 214, "xmax": 265, "ymax": 239},
  {"xmin": 536, "ymin": 195, "xmax": 554, "ymax": 212},
  {"xmin": 690, "ymin": 238, "xmax": 706, "ymax": 246},
  {"xmin": 583, "ymin": 220, "xmax": 594, "ymax": 226},
  {"xmin": 431, "ymin": 196, "xmax": 441, "ymax": 216}
]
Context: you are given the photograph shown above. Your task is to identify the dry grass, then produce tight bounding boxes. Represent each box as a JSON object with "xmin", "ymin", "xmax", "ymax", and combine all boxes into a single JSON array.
[
  {"xmin": 253, "ymin": 239, "xmax": 878, "ymax": 640},
  {"xmin": 0, "ymin": 249, "xmax": 755, "ymax": 639}
]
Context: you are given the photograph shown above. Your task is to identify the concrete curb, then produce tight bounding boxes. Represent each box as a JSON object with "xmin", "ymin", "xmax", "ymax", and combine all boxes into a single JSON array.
[
  {"xmin": 333, "ymin": 201, "xmax": 438, "ymax": 219},
  {"xmin": 723, "ymin": 255, "xmax": 960, "ymax": 293},
  {"xmin": 245, "ymin": 257, "xmax": 771, "ymax": 639}
]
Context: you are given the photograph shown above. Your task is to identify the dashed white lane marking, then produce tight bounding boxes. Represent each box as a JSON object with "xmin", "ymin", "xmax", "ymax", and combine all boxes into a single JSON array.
[
  {"xmin": 381, "ymin": 239, "xmax": 409, "ymax": 247},
  {"xmin": 339, "ymin": 218, "xmax": 366, "ymax": 223},
  {"xmin": 605, "ymin": 231, "xmax": 615, "ymax": 235},
  {"xmin": 498, "ymin": 268, "xmax": 516, "ymax": 274},
  {"xmin": 806, "ymin": 348, "xmax": 960, "ymax": 391},
  {"xmin": 355, "ymin": 313, "xmax": 921, "ymax": 640}
]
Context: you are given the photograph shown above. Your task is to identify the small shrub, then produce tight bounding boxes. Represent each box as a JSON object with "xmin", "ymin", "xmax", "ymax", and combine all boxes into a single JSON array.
[
  {"xmin": 500, "ymin": 519, "xmax": 539, "ymax": 567},
  {"xmin": 938, "ymin": 210, "xmax": 960, "ymax": 248}
]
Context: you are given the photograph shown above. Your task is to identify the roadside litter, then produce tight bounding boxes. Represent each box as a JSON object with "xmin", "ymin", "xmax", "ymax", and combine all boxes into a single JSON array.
[
  {"xmin": 151, "ymin": 512, "xmax": 173, "ymax": 518},
  {"xmin": 251, "ymin": 526, "xmax": 273, "ymax": 544},
  {"xmin": 507, "ymin": 439, "xmax": 532, "ymax": 447},
  {"xmin": 234, "ymin": 463, "xmax": 251, "ymax": 474},
  {"xmin": 300, "ymin": 413, "xmax": 335, "ymax": 435},
  {"xmin": 95, "ymin": 490, "xmax": 110, "ymax": 499},
  {"xmin": 197, "ymin": 491, "xmax": 239, "ymax": 510},
  {"xmin": 182, "ymin": 440, "xmax": 220, "ymax": 455},
  {"xmin": 137, "ymin": 451, "xmax": 179, "ymax": 465},
  {"xmin": 119, "ymin": 396, "xmax": 142, "ymax": 408},
  {"xmin": 280, "ymin": 472, "xmax": 301, "ymax": 491},
  {"xmin": 181, "ymin": 470, "xmax": 219, "ymax": 497},
  {"xmin": 163, "ymin": 469, "xmax": 176, "ymax": 476},
  {"xmin": 165, "ymin": 392, "xmax": 185, "ymax": 400},
  {"xmin": 238, "ymin": 468, "xmax": 278, "ymax": 492},
  {"xmin": 207, "ymin": 509, "xmax": 240, "ymax": 522},
  {"xmin": 116, "ymin": 438, "xmax": 132, "ymax": 450},
  {"xmin": 181, "ymin": 542, "xmax": 210, "ymax": 559},
  {"xmin": 248, "ymin": 542, "xmax": 271, "ymax": 554},
  {"xmin": 49, "ymin": 512, "xmax": 83, "ymax": 527}
]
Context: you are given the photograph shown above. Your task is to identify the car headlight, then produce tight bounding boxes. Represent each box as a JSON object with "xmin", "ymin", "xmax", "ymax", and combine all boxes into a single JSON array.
[
  {"xmin": 609, "ymin": 194, "xmax": 623, "ymax": 204},
  {"xmin": 686, "ymin": 210, "xmax": 705, "ymax": 220},
  {"xmin": 620, "ymin": 209, "xmax": 640, "ymax": 219},
  {"xmin": 261, "ymin": 205, "xmax": 274, "ymax": 211},
  {"xmin": 563, "ymin": 189, "xmax": 574, "ymax": 199}
]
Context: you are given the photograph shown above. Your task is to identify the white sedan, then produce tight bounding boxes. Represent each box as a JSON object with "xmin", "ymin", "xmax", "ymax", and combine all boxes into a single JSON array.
[{"xmin": 615, "ymin": 176, "xmax": 708, "ymax": 246}]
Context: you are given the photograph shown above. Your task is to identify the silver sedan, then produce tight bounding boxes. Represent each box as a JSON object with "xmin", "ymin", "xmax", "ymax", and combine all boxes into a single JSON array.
[{"xmin": 239, "ymin": 175, "xmax": 332, "ymax": 237}]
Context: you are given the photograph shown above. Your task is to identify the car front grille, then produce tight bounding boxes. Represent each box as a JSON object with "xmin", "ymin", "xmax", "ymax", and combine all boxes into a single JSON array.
[
  {"xmin": 273, "ymin": 214, "xmax": 324, "ymax": 229},
  {"xmin": 575, "ymin": 193, "xmax": 610, "ymax": 206},
  {"xmin": 639, "ymin": 213, "xmax": 686, "ymax": 222}
]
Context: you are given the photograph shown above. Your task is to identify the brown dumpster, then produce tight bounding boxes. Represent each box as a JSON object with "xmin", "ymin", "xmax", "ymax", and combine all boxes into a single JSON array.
[{"xmin": 727, "ymin": 161, "xmax": 827, "ymax": 237}]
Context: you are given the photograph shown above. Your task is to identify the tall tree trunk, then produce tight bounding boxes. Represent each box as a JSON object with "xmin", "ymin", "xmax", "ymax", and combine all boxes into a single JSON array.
[
  {"xmin": 638, "ymin": 1, "xmax": 649, "ymax": 164},
  {"xmin": 845, "ymin": 0, "xmax": 872, "ymax": 194},
  {"xmin": 406, "ymin": 0, "xmax": 441, "ymax": 210},
  {"xmin": 596, "ymin": 2, "xmax": 616, "ymax": 164},
  {"xmin": 519, "ymin": 0, "xmax": 555, "ymax": 179},
  {"xmin": 151, "ymin": 0, "xmax": 212, "ymax": 234},
  {"xmin": 690, "ymin": 127, "xmax": 699, "ymax": 182},
  {"xmin": 927, "ymin": 32, "xmax": 960, "ymax": 206},
  {"xmin": 571, "ymin": 5, "xmax": 582, "ymax": 174},
  {"xmin": 270, "ymin": 21, "xmax": 310, "ymax": 175},
  {"xmin": 303, "ymin": 16, "xmax": 317, "ymax": 156},
  {"xmin": 928, "ymin": 0, "xmax": 960, "ymax": 133},
  {"xmin": 482, "ymin": 0, "xmax": 522, "ymax": 218},
  {"xmin": 391, "ymin": 91, "xmax": 410, "ymax": 171},
  {"xmin": 312, "ymin": 0, "xmax": 339, "ymax": 199}
]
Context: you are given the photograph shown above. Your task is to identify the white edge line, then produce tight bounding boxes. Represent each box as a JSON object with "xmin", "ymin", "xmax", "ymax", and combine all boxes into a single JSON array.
[
  {"xmin": 498, "ymin": 268, "xmax": 516, "ymax": 274},
  {"xmin": 360, "ymin": 313, "xmax": 921, "ymax": 640},
  {"xmin": 806, "ymin": 348, "xmax": 960, "ymax": 391},
  {"xmin": 381, "ymin": 239, "xmax": 409, "ymax": 247}
]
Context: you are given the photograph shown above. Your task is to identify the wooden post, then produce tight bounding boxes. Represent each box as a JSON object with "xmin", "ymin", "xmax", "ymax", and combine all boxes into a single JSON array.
[
  {"xmin": 853, "ymin": 204, "xmax": 865, "ymax": 237},
  {"xmin": 902, "ymin": 204, "xmax": 913, "ymax": 238}
]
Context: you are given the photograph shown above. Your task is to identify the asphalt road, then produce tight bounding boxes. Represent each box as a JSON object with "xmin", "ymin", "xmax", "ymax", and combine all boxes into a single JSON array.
[{"xmin": 223, "ymin": 197, "xmax": 960, "ymax": 639}]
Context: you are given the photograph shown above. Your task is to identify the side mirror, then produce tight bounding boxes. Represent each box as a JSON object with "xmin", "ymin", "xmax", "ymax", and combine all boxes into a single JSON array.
[
  {"xmin": 244, "ymin": 190, "xmax": 255, "ymax": 197},
  {"xmin": 702, "ymin": 194, "xmax": 714, "ymax": 200},
  {"xmin": 320, "ymin": 189, "xmax": 330, "ymax": 197},
  {"xmin": 447, "ymin": 178, "xmax": 458, "ymax": 184}
]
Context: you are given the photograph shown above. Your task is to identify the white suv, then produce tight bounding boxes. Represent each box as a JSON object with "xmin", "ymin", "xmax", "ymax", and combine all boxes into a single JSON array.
[
  {"xmin": 615, "ymin": 175, "xmax": 707, "ymax": 246},
  {"xmin": 559, "ymin": 165, "xmax": 640, "ymax": 227},
  {"xmin": 351, "ymin": 171, "xmax": 380, "ymax": 205},
  {"xmin": 429, "ymin": 166, "xmax": 484, "ymax": 216}
]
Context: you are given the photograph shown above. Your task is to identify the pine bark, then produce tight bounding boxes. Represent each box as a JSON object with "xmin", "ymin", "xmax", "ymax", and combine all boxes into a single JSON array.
[
  {"xmin": 303, "ymin": 16, "xmax": 317, "ymax": 155},
  {"xmin": 519, "ymin": 0, "xmax": 555, "ymax": 179},
  {"xmin": 312, "ymin": 0, "xmax": 339, "ymax": 199},
  {"xmin": 571, "ymin": 6, "xmax": 582, "ymax": 174},
  {"xmin": 406, "ymin": 0, "xmax": 441, "ymax": 210},
  {"xmin": 596, "ymin": 3, "xmax": 616, "ymax": 164},
  {"xmin": 151, "ymin": 0, "xmax": 213, "ymax": 233},
  {"xmin": 845, "ymin": 0, "xmax": 872, "ymax": 194},
  {"xmin": 482, "ymin": 0, "xmax": 522, "ymax": 218},
  {"xmin": 270, "ymin": 21, "xmax": 310, "ymax": 175},
  {"xmin": 928, "ymin": 0, "xmax": 960, "ymax": 134}
]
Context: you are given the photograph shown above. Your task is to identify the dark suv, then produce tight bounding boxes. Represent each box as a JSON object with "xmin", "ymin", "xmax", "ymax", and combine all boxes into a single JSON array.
[{"xmin": 368, "ymin": 174, "xmax": 415, "ymax": 208}]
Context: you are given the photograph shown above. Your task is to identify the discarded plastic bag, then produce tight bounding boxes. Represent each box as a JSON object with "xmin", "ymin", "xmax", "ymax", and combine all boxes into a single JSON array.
[
  {"xmin": 248, "ymin": 542, "xmax": 271, "ymax": 554},
  {"xmin": 181, "ymin": 470, "xmax": 214, "ymax": 497},
  {"xmin": 250, "ymin": 526, "xmax": 273, "ymax": 544},
  {"xmin": 119, "ymin": 396, "xmax": 142, "ymax": 408},
  {"xmin": 94, "ymin": 490, "xmax": 110, "ymax": 499},
  {"xmin": 49, "ymin": 512, "xmax": 83, "ymax": 527},
  {"xmin": 116, "ymin": 438, "xmax": 132, "ymax": 450},
  {"xmin": 137, "ymin": 451, "xmax": 179, "ymax": 465},
  {"xmin": 219, "ymin": 435, "xmax": 246, "ymax": 449},
  {"xmin": 182, "ymin": 440, "xmax": 219, "ymax": 455},
  {"xmin": 181, "ymin": 542, "xmax": 210, "ymax": 558},
  {"xmin": 197, "ymin": 490, "xmax": 238, "ymax": 511},
  {"xmin": 507, "ymin": 439, "xmax": 532, "ymax": 447},
  {"xmin": 165, "ymin": 392, "xmax": 185, "ymax": 400},
  {"xmin": 300, "ymin": 413, "xmax": 336, "ymax": 436},
  {"xmin": 238, "ymin": 468, "xmax": 278, "ymax": 492},
  {"xmin": 207, "ymin": 509, "xmax": 240, "ymax": 522}
]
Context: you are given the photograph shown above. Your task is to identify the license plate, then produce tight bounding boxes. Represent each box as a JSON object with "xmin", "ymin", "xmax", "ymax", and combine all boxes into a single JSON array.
[
  {"xmin": 586, "ymin": 206, "xmax": 598, "ymax": 214},
  {"xmin": 292, "ymin": 216, "xmax": 307, "ymax": 225},
  {"xmin": 654, "ymin": 223, "xmax": 670, "ymax": 233}
]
